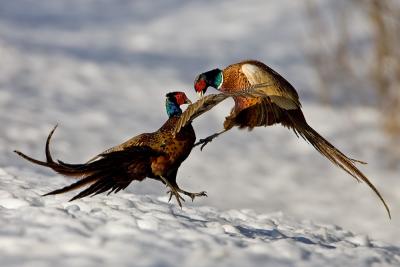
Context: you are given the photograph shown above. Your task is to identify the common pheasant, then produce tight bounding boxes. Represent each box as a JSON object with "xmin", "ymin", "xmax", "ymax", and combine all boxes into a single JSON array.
[
  {"xmin": 176, "ymin": 59, "xmax": 390, "ymax": 217},
  {"xmin": 14, "ymin": 92, "xmax": 206, "ymax": 207}
]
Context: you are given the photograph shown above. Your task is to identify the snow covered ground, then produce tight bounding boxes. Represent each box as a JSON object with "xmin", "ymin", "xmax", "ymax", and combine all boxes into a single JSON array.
[
  {"xmin": 1, "ymin": 167, "xmax": 400, "ymax": 267},
  {"xmin": 1, "ymin": 0, "xmax": 400, "ymax": 266}
]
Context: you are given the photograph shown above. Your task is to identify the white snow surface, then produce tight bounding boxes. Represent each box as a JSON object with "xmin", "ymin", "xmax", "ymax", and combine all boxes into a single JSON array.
[
  {"xmin": 1, "ymin": 0, "xmax": 400, "ymax": 266},
  {"xmin": 1, "ymin": 167, "xmax": 400, "ymax": 267}
]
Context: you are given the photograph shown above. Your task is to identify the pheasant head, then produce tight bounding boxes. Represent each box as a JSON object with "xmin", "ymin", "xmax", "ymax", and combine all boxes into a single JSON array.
[
  {"xmin": 165, "ymin": 91, "xmax": 192, "ymax": 118},
  {"xmin": 194, "ymin": 69, "xmax": 223, "ymax": 97}
]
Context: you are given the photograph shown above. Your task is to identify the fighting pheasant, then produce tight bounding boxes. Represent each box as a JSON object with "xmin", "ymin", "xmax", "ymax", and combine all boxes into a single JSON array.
[
  {"xmin": 14, "ymin": 91, "xmax": 206, "ymax": 207},
  {"xmin": 174, "ymin": 59, "xmax": 390, "ymax": 217}
]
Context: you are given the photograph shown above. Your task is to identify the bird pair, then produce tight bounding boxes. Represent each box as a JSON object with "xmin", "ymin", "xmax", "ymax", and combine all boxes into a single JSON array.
[{"xmin": 15, "ymin": 59, "xmax": 390, "ymax": 218}]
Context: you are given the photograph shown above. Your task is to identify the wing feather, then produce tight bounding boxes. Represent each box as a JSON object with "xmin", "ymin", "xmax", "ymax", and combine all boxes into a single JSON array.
[
  {"xmin": 173, "ymin": 93, "xmax": 229, "ymax": 135},
  {"xmin": 85, "ymin": 133, "xmax": 150, "ymax": 163},
  {"xmin": 241, "ymin": 63, "xmax": 301, "ymax": 110},
  {"xmin": 173, "ymin": 81, "xmax": 285, "ymax": 135}
]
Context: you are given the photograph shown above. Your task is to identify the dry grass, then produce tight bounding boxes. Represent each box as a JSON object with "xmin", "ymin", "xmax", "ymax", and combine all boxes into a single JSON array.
[{"xmin": 304, "ymin": 0, "xmax": 400, "ymax": 162}]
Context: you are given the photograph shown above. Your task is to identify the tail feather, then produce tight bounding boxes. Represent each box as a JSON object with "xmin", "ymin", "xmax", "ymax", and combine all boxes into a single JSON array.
[
  {"xmin": 285, "ymin": 110, "xmax": 391, "ymax": 219},
  {"xmin": 13, "ymin": 150, "xmax": 85, "ymax": 177},
  {"xmin": 68, "ymin": 175, "xmax": 125, "ymax": 201},
  {"xmin": 14, "ymin": 125, "xmax": 88, "ymax": 177},
  {"xmin": 69, "ymin": 178, "xmax": 110, "ymax": 201},
  {"xmin": 43, "ymin": 175, "xmax": 99, "ymax": 196},
  {"xmin": 43, "ymin": 171, "xmax": 127, "ymax": 201},
  {"xmin": 15, "ymin": 125, "xmax": 164, "ymax": 201},
  {"xmin": 45, "ymin": 124, "xmax": 57, "ymax": 164}
]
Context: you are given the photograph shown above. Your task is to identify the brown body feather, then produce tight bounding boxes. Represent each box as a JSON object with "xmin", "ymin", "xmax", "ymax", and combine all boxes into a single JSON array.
[{"xmin": 15, "ymin": 116, "xmax": 196, "ymax": 204}]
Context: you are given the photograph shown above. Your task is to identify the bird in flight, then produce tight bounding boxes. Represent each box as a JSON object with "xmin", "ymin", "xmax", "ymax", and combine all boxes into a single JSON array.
[
  {"xmin": 174, "ymin": 59, "xmax": 390, "ymax": 218},
  {"xmin": 14, "ymin": 91, "xmax": 206, "ymax": 207}
]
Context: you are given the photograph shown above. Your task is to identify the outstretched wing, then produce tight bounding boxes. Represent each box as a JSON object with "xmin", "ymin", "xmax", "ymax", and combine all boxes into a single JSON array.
[
  {"xmin": 173, "ymin": 80, "xmax": 285, "ymax": 135},
  {"xmin": 241, "ymin": 63, "xmax": 301, "ymax": 110},
  {"xmin": 174, "ymin": 81, "xmax": 285, "ymax": 134},
  {"xmin": 173, "ymin": 93, "xmax": 230, "ymax": 135},
  {"xmin": 174, "ymin": 63, "xmax": 303, "ymax": 135}
]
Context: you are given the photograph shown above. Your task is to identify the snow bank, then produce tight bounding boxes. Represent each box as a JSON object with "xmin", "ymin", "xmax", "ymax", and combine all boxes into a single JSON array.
[{"xmin": 1, "ymin": 167, "xmax": 399, "ymax": 267}]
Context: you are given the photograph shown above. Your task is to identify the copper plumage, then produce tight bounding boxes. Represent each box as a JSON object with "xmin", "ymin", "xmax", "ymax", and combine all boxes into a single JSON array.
[{"xmin": 177, "ymin": 59, "xmax": 390, "ymax": 218}]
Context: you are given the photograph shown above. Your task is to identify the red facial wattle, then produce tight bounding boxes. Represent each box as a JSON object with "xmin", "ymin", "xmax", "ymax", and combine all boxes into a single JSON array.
[
  {"xmin": 175, "ymin": 92, "xmax": 189, "ymax": 105},
  {"xmin": 195, "ymin": 79, "xmax": 207, "ymax": 93}
]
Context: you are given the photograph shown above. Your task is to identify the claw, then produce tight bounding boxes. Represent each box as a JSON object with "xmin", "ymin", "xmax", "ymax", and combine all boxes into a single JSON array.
[
  {"xmin": 159, "ymin": 176, "xmax": 185, "ymax": 208},
  {"xmin": 190, "ymin": 191, "xmax": 207, "ymax": 202},
  {"xmin": 194, "ymin": 130, "xmax": 228, "ymax": 150},
  {"xmin": 167, "ymin": 191, "xmax": 173, "ymax": 202},
  {"xmin": 166, "ymin": 189, "xmax": 185, "ymax": 208},
  {"xmin": 167, "ymin": 190, "xmax": 185, "ymax": 203},
  {"xmin": 179, "ymin": 190, "xmax": 207, "ymax": 202},
  {"xmin": 200, "ymin": 141, "xmax": 211, "ymax": 151},
  {"xmin": 194, "ymin": 134, "xmax": 219, "ymax": 151}
]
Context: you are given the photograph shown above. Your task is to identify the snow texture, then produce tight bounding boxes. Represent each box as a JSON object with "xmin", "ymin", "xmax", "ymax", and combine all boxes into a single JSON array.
[
  {"xmin": 1, "ymin": 167, "xmax": 400, "ymax": 267},
  {"xmin": 1, "ymin": 0, "xmax": 400, "ymax": 266}
]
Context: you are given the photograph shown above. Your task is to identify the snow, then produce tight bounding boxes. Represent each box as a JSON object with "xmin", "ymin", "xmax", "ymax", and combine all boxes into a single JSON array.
[
  {"xmin": 1, "ymin": 0, "xmax": 400, "ymax": 266},
  {"xmin": 1, "ymin": 168, "xmax": 400, "ymax": 267}
]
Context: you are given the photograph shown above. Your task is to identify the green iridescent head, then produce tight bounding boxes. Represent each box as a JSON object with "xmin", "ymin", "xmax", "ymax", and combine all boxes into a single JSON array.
[{"xmin": 194, "ymin": 68, "xmax": 223, "ymax": 97}]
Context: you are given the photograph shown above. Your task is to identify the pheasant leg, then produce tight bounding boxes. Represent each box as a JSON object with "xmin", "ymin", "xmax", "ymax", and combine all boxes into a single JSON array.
[
  {"xmin": 159, "ymin": 176, "xmax": 185, "ymax": 208},
  {"xmin": 194, "ymin": 129, "xmax": 228, "ymax": 150}
]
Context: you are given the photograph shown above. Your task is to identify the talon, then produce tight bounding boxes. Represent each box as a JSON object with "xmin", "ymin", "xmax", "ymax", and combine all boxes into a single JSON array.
[
  {"xmin": 180, "ymin": 190, "xmax": 207, "ymax": 202},
  {"xmin": 167, "ymin": 190, "xmax": 173, "ymax": 202},
  {"xmin": 194, "ymin": 137, "xmax": 214, "ymax": 151},
  {"xmin": 159, "ymin": 176, "xmax": 185, "ymax": 207},
  {"xmin": 194, "ymin": 132, "xmax": 222, "ymax": 150},
  {"xmin": 200, "ymin": 142, "xmax": 208, "ymax": 151},
  {"xmin": 167, "ymin": 189, "xmax": 185, "ymax": 206}
]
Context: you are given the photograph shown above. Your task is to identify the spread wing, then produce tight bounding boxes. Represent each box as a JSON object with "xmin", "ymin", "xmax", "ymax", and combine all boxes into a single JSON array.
[
  {"xmin": 173, "ymin": 79, "xmax": 285, "ymax": 135},
  {"xmin": 173, "ymin": 93, "xmax": 230, "ymax": 135},
  {"xmin": 241, "ymin": 63, "xmax": 301, "ymax": 110},
  {"xmin": 174, "ymin": 62, "xmax": 304, "ymax": 135}
]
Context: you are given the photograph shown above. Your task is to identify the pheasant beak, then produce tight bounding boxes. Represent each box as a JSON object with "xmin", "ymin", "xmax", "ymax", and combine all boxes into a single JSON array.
[
  {"xmin": 185, "ymin": 98, "xmax": 192, "ymax": 105},
  {"xmin": 197, "ymin": 90, "xmax": 204, "ymax": 98}
]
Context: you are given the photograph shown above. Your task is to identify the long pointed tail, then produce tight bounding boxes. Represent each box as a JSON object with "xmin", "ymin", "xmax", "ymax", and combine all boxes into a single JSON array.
[
  {"xmin": 38, "ymin": 145, "xmax": 160, "ymax": 201},
  {"xmin": 284, "ymin": 110, "xmax": 391, "ymax": 218},
  {"xmin": 14, "ymin": 125, "xmax": 163, "ymax": 201},
  {"xmin": 14, "ymin": 125, "xmax": 88, "ymax": 177}
]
